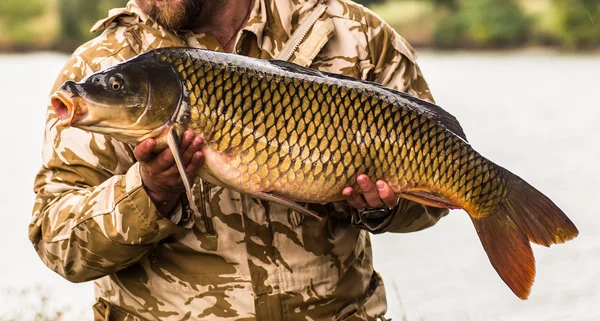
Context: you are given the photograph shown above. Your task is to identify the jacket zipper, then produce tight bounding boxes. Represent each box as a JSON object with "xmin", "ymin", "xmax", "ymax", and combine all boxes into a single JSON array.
[{"xmin": 276, "ymin": 4, "xmax": 327, "ymax": 61}]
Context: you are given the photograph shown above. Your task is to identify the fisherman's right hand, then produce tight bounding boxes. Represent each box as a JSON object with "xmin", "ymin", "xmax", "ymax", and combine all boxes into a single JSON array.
[{"xmin": 134, "ymin": 130, "xmax": 204, "ymax": 216}]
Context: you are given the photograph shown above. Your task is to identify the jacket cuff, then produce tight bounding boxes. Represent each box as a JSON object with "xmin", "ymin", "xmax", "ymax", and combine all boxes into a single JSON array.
[
  {"xmin": 378, "ymin": 199, "xmax": 449, "ymax": 233},
  {"xmin": 350, "ymin": 205, "xmax": 399, "ymax": 234},
  {"xmin": 121, "ymin": 163, "xmax": 194, "ymax": 242}
]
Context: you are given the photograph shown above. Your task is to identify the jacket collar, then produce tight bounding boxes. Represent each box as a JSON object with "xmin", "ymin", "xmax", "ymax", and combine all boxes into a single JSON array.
[
  {"xmin": 255, "ymin": 0, "xmax": 334, "ymax": 65},
  {"xmin": 91, "ymin": 0, "xmax": 334, "ymax": 66},
  {"xmin": 241, "ymin": 0, "xmax": 268, "ymax": 49}
]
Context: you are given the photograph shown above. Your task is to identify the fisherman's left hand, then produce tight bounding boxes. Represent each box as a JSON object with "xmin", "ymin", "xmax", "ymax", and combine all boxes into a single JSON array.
[{"xmin": 342, "ymin": 174, "xmax": 399, "ymax": 210}]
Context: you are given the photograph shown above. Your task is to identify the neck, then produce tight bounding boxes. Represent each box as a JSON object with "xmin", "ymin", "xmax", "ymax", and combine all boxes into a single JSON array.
[{"xmin": 190, "ymin": 0, "xmax": 254, "ymax": 52}]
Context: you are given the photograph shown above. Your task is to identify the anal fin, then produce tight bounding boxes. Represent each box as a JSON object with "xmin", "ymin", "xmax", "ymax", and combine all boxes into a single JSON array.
[{"xmin": 398, "ymin": 189, "xmax": 462, "ymax": 209}]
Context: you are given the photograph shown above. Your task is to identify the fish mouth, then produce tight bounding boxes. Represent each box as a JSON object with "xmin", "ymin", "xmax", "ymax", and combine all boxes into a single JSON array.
[{"xmin": 51, "ymin": 90, "xmax": 81, "ymax": 126}]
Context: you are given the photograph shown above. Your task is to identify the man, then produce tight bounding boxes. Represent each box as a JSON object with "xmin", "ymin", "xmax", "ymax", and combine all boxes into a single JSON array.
[{"xmin": 29, "ymin": 0, "xmax": 447, "ymax": 319}]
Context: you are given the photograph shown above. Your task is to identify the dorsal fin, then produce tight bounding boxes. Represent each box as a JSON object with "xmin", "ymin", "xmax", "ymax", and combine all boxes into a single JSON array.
[
  {"xmin": 268, "ymin": 59, "xmax": 325, "ymax": 77},
  {"xmin": 394, "ymin": 90, "xmax": 468, "ymax": 141}
]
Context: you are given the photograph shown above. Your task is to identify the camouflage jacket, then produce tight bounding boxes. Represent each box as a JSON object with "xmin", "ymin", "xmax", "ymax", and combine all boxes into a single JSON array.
[{"xmin": 29, "ymin": 0, "xmax": 448, "ymax": 320}]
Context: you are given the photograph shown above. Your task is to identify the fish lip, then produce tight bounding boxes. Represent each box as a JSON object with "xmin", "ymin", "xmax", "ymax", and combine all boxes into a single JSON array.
[{"xmin": 50, "ymin": 90, "xmax": 78, "ymax": 126}]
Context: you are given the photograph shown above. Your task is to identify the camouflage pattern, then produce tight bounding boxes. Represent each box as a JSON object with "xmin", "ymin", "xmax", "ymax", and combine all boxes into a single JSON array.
[{"xmin": 30, "ymin": 0, "xmax": 448, "ymax": 320}]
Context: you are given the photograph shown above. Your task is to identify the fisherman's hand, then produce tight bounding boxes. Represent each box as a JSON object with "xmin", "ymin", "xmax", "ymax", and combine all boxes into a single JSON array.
[
  {"xmin": 342, "ymin": 174, "xmax": 399, "ymax": 210},
  {"xmin": 134, "ymin": 130, "xmax": 204, "ymax": 216}
]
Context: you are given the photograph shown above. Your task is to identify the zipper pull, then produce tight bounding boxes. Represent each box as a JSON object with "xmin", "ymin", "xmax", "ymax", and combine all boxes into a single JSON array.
[{"xmin": 276, "ymin": 4, "xmax": 327, "ymax": 61}]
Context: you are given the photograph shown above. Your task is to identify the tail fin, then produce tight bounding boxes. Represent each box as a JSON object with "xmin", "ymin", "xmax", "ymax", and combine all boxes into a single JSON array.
[{"xmin": 470, "ymin": 169, "xmax": 579, "ymax": 300}]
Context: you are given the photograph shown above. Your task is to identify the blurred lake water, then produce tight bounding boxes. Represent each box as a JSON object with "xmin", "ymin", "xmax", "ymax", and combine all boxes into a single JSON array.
[{"xmin": 0, "ymin": 51, "xmax": 598, "ymax": 320}]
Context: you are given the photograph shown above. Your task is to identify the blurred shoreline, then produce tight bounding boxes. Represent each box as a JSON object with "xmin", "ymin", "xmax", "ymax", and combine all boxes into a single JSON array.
[
  {"xmin": 3, "ymin": 47, "xmax": 599, "ymax": 58},
  {"xmin": 1, "ymin": 0, "xmax": 599, "ymax": 54}
]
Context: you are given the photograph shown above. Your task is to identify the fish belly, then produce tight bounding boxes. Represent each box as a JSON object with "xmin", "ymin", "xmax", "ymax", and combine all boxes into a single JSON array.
[{"xmin": 200, "ymin": 139, "xmax": 351, "ymax": 203}]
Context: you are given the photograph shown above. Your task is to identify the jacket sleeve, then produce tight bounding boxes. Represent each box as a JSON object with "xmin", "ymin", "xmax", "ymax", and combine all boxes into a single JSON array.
[
  {"xmin": 29, "ymin": 52, "xmax": 189, "ymax": 283},
  {"xmin": 347, "ymin": 10, "xmax": 449, "ymax": 234}
]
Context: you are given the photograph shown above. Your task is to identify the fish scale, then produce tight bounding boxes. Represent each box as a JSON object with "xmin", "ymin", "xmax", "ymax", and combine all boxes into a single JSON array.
[
  {"xmin": 155, "ymin": 48, "xmax": 506, "ymax": 211},
  {"xmin": 52, "ymin": 47, "xmax": 578, "ymax": 299}
]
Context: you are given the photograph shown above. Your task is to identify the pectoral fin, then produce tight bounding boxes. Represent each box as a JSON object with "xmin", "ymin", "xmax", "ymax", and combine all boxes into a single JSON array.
[
  {"xmin": 248, "ymin": 191, "xmax": 323, "ymax": 221},
  {"xmin": 167, "ymin": 128, "xmax": 195, "ymax": 204}
]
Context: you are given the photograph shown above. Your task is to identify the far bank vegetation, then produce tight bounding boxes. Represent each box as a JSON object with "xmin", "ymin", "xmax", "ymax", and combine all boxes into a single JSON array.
[{"xmin": 0, "ymin": 0, "xmax": 599, "ymax": 52}]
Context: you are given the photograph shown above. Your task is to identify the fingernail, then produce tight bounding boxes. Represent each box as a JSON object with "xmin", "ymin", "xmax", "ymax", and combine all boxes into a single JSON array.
[
  {"xmin": 357, "ymin": 176, "xmax": 366, "ymax": 184},
  {"xmin": 146, "ymin": 140, "xmax": 155, "ymax": 148},
  {"xmin": 376, "ymin": 181, "xmax": 385, "ymax": 189},
  {"xmin": 194, "ymin": 152, "xmax": 202, "ymax": 160}
]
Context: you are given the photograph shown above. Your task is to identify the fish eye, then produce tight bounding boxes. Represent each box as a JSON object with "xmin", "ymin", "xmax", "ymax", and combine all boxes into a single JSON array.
[{"xmin": 108, "ymin": 75, "xmax": 124, "ymax": 91}]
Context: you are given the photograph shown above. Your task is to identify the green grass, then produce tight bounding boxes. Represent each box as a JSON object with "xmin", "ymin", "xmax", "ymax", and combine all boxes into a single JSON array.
[{"xmin": 368, "ymin": 0, "xmax": 600, "ymax": 50}]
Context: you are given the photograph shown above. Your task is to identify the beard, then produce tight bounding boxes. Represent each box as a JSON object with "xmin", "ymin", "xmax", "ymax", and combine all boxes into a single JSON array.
[{"xmin": 138, "ymin": 0, "xmax": 206, "ymax": 31}]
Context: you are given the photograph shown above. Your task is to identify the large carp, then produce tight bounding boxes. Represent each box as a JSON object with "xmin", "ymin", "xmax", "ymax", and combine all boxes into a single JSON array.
[{"xmin": 50, "ymin": 48, "xmax": 578, "ymax": 299}]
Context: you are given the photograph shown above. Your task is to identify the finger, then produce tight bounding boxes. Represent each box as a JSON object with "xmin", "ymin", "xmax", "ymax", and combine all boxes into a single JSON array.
[
  {"xmin": 342, "ymin": 186, "xmax": 369, "ymax": 210},
  {"xmin": 357, "ymin": 175, "xmax": 383, "ymax": 208},
  {"xmin": 156, "ymin": 151, "xmax": 204, "ymax": 188},
  {"xmin": 181, "ymin": 136, "xmax": 204, "ymax": 165},
  {"xmin": 156, "ymin": 134, "xmax": 202, "ymax": 175},
  {"xmin": 153, "ymin": 131, "xmax": 197, "ymax": 170},
  {"xmin": 148, "ymin": 167, "xmax": 190, "ymax": 191},
  {"xmin": 150, "ymin": 144, "xmax": 178, "ymax": 172},
  {"xmin": 185, "ymin": 152, "xmax": 204, "ymax": 180},
  {"xmin": 376, "ymin": 180, "xmax": 399, "ymax": 209},
  {"xmin": 179, "ymin": 130, "xmax": 195, "ymax": 151},
  {"xmin": 134, "ymin": 139, "xmax": 156, "ymax": 162}
]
